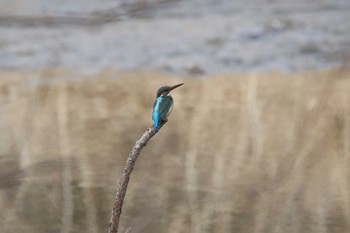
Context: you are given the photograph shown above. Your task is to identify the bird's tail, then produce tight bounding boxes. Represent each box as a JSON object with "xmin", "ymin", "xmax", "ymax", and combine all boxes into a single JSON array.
[{"xmin": 153, "ymin": 122, "xmax": 160, "ymax": 131}]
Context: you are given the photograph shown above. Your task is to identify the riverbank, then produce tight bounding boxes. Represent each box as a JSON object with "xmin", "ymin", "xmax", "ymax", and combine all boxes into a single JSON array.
[{"xmin": 0, "ymin": 0, "xmax": 349, "ymax": 75}]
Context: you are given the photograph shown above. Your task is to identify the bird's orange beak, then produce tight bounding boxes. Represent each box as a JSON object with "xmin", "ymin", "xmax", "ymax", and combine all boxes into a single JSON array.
[{"xmin": 169, "ymin": 83, "xmax": 184, "ymax": 91}]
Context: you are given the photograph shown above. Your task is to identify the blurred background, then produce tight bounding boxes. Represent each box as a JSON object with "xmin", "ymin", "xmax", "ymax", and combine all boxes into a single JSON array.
[{"xmin": 0, "ymin": 0, "xmax": 350, "ymax": 232}]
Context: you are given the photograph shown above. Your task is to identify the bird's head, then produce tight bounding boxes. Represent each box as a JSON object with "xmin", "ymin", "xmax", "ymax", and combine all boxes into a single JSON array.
[{"xmin": 156, "ymin": 83, "xmax": 184, "ymax": 97}]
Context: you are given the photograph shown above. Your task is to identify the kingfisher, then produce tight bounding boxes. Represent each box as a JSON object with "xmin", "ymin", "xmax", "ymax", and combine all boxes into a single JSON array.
[{"xmin": 152, "ymin": 83, "xmax": 184, "ymax": 131}]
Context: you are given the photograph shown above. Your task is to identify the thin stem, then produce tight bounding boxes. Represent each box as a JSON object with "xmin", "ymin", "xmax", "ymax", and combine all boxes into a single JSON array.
[{"xmin": 108, "ymin": 126, "xmax": 159, "ymax": 233}]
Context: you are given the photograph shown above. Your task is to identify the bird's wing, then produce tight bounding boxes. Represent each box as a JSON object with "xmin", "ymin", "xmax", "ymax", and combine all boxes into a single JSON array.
[
  {"xmin": 153, "ymin": 98, "xmax": 157, "ymax": 111},
  {"xmin": 159, "ymin": 96, "xmax": 173, "ymax": 121}
]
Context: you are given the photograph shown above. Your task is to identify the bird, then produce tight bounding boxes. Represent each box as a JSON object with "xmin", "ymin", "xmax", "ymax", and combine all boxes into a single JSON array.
[{"xmin": 152, "ymin": 83, "xmax": 184, "ymax": 131}]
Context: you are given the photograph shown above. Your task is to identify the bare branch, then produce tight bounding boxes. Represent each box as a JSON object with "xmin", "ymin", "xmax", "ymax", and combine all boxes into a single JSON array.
[{"xmin": 108, "ymin": 126, "xmax": 159, "ymax": 233}]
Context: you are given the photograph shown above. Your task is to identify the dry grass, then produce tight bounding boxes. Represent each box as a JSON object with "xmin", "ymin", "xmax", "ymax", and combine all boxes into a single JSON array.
[{"xmin": 0, "ymin": 67, "xmax": 349, "ymax": 233}]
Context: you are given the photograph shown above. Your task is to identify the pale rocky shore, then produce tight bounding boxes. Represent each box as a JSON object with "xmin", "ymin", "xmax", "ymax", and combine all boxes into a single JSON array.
[{"xmin": 0, "ymin": 0, "xmax": 349, "ymax": 75}]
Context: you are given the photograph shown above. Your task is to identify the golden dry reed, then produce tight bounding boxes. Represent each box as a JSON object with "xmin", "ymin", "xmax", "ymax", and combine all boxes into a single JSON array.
[{"xmin": 0, "ymin": 67, "xmax": 349, "ymax": 233}]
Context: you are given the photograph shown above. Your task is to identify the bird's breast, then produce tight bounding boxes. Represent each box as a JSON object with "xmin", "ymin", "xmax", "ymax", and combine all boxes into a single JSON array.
[{"xmin": 167, "ymin": 101, "xmax": 173, "ymax": 117}]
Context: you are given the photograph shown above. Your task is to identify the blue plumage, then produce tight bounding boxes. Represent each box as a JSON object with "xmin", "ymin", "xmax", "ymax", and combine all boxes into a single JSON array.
[
  {"xmin": 152, "ymin": 83, "xmax": 183, "ymax": 131},
  {"xmin": 152, "ymin": 96, "xmax": 163, "ymax": 130}
]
